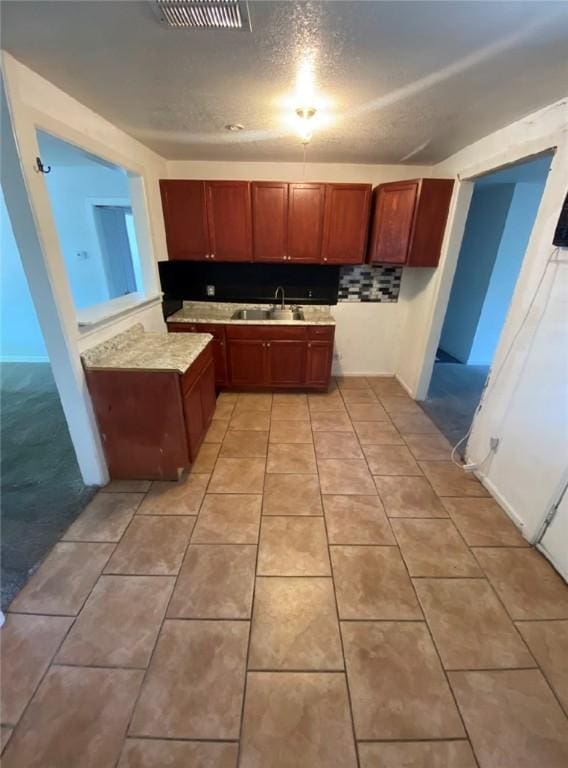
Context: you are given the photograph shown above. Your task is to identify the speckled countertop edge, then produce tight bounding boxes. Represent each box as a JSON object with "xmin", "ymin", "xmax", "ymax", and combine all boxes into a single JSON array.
[
  {"xmin": 81, "ymin": 322, "xmax": 213, "ymax": 374},
  {"xmin": 167, "ymin": 301, "xmax": 336, "ymax": 326}
]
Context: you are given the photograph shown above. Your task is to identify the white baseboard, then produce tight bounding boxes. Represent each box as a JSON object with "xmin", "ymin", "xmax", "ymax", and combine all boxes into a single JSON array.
[
  {"xmin": 394, "ymin": 374, "xmax": 415, "ymax": 398},
  {"xmin": 473, "ymin": 471, "xmax": 528, "ymax": 538}
]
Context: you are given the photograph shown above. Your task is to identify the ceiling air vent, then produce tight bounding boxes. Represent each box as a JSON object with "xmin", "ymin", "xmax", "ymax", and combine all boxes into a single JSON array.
[{"xmin": 153, "ymin": 0, "xmax": 251, "ymax": 30}]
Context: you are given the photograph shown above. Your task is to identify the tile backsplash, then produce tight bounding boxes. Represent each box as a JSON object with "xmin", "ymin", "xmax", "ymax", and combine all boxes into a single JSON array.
[{"xmin": 338, "ymin": 265, "xmax": 403, "ymax": 302}]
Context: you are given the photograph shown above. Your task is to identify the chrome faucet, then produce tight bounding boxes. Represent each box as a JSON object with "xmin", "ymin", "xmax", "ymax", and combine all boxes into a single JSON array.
[{"xmin": 274, "ymin": 286, "xmax": 285, "ymax": 310}]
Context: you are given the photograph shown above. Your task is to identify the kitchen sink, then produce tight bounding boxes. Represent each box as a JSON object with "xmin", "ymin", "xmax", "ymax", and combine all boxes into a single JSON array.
[
  {"xmin": 231, "ymin": 308, "xmax": 272, "ymax": 320},
  {"xmin": 231, "ymin": 308, "xmax": 305, "ymax": 322}
]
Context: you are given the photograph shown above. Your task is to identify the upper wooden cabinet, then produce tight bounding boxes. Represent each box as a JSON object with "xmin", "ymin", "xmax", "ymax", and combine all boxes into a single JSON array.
[
  {"xmin": 160, "ymin": 180, "xmax": 209, "ymax": 261},
  {"xmin": 160, "ymin": 179, "xmax": 252, "ymax": 262},
  {"xmin": 206, "ymin": 181, "xmax": 252, "ymax": 262},
  {"xmin": 252, "ymin": 182, "xmax": 288, "ymax": 262},
  {"xmin": 322, "ymin": 183, "xmax": 372, "ymax": 264},
  {"xmin": 367, "ymin": 178, "xmax": 454, "ymax": 267},
  {"xmin": 287, "ymin": 183, "xmax": 326, "ymax": 263}
]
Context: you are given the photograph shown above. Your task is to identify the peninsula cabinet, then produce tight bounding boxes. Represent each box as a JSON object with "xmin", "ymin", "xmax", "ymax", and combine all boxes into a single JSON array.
[
  {"xmin": 160, "ymin": 179, "xmax": 252, "ymax": 262},
  {"xmin": 86, "ymin": 343, "xmax": 216, "ymax": 480},
  {"xmin": 367, "ymin": 178, "xmax": 454, "ymax": 267}
]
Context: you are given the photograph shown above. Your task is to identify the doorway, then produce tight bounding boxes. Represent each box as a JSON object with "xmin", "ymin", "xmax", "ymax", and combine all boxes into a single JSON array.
[
  {"xmin": 93, "ymin": 205, "xmax": 138, "ymax": 298},
  {"xmin": 420, "ymin": 153, "xmax": 553, "ymax": 452}
]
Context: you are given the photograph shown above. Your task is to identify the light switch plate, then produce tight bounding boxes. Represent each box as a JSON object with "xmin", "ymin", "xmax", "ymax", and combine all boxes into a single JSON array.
[{"xmin": 206, "ymin": 285, "xmax": 215, "ymax": 296}]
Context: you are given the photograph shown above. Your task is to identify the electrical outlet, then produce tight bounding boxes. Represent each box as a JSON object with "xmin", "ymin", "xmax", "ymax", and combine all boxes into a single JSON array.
[{"xmin": 206, "ymin": 285, "xmax": 215, "ymax": 297}]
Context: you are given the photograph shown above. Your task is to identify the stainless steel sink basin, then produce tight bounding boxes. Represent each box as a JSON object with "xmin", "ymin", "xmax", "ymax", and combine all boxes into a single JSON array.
[
  {"xmin": 231, "ymin": 309, "xmax": 272, "ymax": 320},
  {"xmin": 269, "ymin": 308, "xmax": 305, "ymax": 321},
  {"xmin": 231, "ymin": 308, "xmax": 305, "ymax": 322}
]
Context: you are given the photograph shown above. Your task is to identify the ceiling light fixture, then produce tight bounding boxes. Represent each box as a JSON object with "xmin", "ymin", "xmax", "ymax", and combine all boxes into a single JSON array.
[
  {"xmin": 295, "ymin": 106, "xmax": 317, "ymax": 145},
  {"xmin": 225, "ymin": 123, "xmax": 244, "ymax": 132}
]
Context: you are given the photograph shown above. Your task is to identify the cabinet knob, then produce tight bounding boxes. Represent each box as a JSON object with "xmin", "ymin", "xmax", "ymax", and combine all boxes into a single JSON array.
[
  {"xmin": 308, "ymin": 343, "xmax": 312, "ymax": 348},
  {"xmin": 323, "ymin": 257, "xmax": 328, "ymax": 262},
  {"xmin": 266, "ymin": 342, "xmax": 271, "ymax": 348},
  {"xmin": 211, "ymin": 253, "xmax": 215, "ymax": 259},
  {"xmin": 205, "ymin": 254, "xmax": 210, "ymax": 259}
]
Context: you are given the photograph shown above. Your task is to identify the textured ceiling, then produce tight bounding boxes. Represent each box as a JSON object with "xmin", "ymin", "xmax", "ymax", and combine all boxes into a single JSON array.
[{"xmin": 2, "ymin": 1, "xmax": 567, "ymax": 164}]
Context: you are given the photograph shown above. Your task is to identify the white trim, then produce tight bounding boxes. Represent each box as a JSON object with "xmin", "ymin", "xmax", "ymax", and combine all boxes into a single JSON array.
[
  {"xmin": 473, "ymin": 470, "xmax": 528, "ymax": 538},
  {"xmin": 77, "ymin": 293, "xmax": 162, "ymax": 332}
]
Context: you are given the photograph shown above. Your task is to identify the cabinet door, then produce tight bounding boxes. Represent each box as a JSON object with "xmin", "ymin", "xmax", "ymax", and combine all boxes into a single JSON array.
[
  {"xmin": 368, "ymin": 181, "xmax": 419, "ymax": 264},
  {"xmin": 252, "ymin": 182, "xmax": 288, "ymax": 262},
  {"xmin": 228, "ymin": 339, "xmax": 266, "ymax": 386},
  {"xmin": 287, "ymin": 183, "xmax": 325, "ymax": 263},
  {"xmin": 183, "ymin": 379, "xmax": 204, "ymax": 462},
  {"xmin": 199, "ymin": 358, "xmax": 217, "ymax": 427},
  {"xmin": 321, "ymin": 184, "xmax": 371, "ymax": 264},
  {"xmin": 206, "ymin": 181, "xmax": 252, "ymax": 262},
  {"xmin": 266, "ymin": 340, "xmax": 306, "ymax": 386},
  {"xmin": 160, "ymin": 180, "xmax": 209, "ymax": 261},
  {"xmin": 305, "ymin": 342, "xmax": 333, "ymax": 386}
]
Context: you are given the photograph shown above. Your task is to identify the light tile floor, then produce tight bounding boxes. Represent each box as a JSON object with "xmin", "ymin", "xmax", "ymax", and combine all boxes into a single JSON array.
[{"xmin": 2, "ymin": 377, "xmax": 568, "ymax": 768}]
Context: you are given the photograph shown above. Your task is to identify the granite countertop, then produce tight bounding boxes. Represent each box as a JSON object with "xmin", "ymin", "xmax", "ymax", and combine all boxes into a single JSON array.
[
  {"xmin": 167, "ymin": 301, "xmax": 336, "ymax": 326},
  {"xmin": 81, "ymin": 323, "xmax": 212, "ymax": 374}
]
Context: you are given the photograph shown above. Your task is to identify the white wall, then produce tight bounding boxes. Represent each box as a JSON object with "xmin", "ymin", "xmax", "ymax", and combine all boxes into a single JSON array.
[
  {"xmin": 469, "ymin": 180, "xmax": 547, "ymax": 364},
  {"xmin": 0, "ymin": 187, "xmax": 47, "ymax": 361},
  {"xmin": 399, "ymin": 96, "xmax": 568, "ymax": 545},
  {"xmin": 1, "ymin": 52, "xmax": 168, "ymax": 484},
  {"xmin": 439, "ymin": 183, "xmax": 514, "ymax": 363},
  {"xmin": 166, "ymin": 159, "xmax": 431, "ymax": 376}
]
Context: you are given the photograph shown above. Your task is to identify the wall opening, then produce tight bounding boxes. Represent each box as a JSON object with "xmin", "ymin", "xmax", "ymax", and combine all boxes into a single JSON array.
[
  {"xmin": 420, "ymin": 152, "xmax": 553, "ymax": 451},
  {"xmin": 36, "ymin": 130, "xmax": 145, "ymax": 317},
  {"xmin": 0, "ymin": 185, "xmax": 96, "ymax": 609}
]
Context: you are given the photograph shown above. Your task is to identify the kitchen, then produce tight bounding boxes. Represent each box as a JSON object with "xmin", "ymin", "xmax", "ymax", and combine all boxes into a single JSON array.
[
  {"xmin": 1, "ymin": 3, "xmax": 567, "ymax": 768},
  {"xmin": 82, "ymin": 176, "xmax": 453, "ymax": 480}
]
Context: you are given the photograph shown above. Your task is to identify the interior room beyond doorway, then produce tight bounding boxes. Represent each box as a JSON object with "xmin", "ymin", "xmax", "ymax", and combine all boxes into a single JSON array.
[{"xmin": 420, "ymin": 153, "xmax": 553, "ymax": 452}]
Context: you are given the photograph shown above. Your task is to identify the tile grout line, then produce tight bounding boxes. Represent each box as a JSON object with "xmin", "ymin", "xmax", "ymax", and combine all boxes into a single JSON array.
[
  {"xmin": 235, "ymin": 391, "xmax": 271, "ymax": 767},
  {"xmin": 313, "ymin": 406, "xmax": 362, "ymax": 768}
]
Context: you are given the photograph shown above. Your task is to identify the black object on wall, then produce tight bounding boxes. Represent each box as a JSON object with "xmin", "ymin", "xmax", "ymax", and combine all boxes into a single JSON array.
[
  {"xmin": 553, "ymin": 192, "xmax": 568, "ymax": 247},
  {"xmin": 159, "ymin": 261, "xmax": 340, "ymax": 306}
]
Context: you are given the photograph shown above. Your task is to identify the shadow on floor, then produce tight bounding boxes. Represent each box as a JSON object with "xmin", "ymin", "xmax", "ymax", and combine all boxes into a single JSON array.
[
  {"xmin": 1, "ymin": 362, "xmax": 97, "ymax": 609},
  {"xmin": 419, "ymin": 361, "xmax": 490, "ymax": 455}
]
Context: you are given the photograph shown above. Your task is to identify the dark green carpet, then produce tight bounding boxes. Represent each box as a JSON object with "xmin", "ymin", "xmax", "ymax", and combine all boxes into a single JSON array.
[{"xmin": 1, "ymin": 362, "xmax": 96, "ymax": 609}]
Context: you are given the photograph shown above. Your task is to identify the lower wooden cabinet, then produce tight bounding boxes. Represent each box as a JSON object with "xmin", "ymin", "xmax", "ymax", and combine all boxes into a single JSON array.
[
  {"xmin": 86, "ymin": 343, "xmax": 215, "ymax": 480},
  {"xmin": 169, "ymin": 323, "xmax": 334, "ymax": 390},
  {"xmin": 227, "ymin": 339, "xmax": 265, "ymax": 387},
  {"xmin": 266, "ymin": 340, "xmax": 306, "ymax": 386},
  {"xmin": 306, "ymin": 341, "xmax": 334, "ymax": 386}
]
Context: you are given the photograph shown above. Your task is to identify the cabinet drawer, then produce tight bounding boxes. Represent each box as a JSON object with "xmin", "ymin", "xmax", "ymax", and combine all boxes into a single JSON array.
[
  {"xmin": 168, "ymin": 322, "xmax": 225, "ymax": 339},
  {"xmin": 226, "ymin": 324, "xmax": 307, "ymax": 341},
  {"xmin": 307, "ymin": 326, "xmax": 335, "ymax": 341}
]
